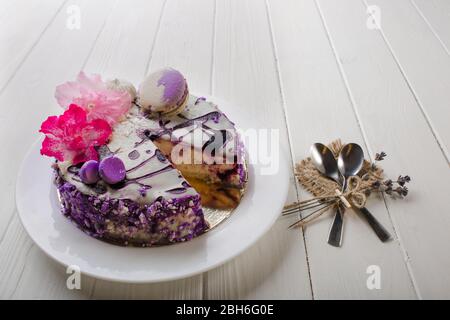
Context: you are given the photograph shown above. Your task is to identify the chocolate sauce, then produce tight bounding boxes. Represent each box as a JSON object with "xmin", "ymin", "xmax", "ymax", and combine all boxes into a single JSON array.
[
  {"xmin": 128, "ymin": 150, "xmax": 140, "ymax": 160},
  {"xmin": 165, "ymin": 187, "xmax": 187, "ymax": 194}
]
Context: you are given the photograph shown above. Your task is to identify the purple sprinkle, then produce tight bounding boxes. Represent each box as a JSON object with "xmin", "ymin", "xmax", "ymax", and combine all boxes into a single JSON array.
[{"xmin": 195, "ymin": 97, "xmax": 206, "ymax": 105}]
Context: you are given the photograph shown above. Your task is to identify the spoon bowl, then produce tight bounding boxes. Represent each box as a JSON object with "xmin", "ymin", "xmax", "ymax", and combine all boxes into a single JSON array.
[
  {"xmin": 310, "ymin": 143, "xmax": 341, "ymax": 184},
  {"xmin": 337, "ymin": 143, "xmax": 364, "ymax": 186}
]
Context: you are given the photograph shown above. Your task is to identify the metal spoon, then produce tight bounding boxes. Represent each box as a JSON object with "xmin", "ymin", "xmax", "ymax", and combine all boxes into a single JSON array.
[
  {"xmin": 329, "ymin": 143, "xmax": 391, "ymax": 244},
  {"xmin": 337, "ymin": 143, "xmax": 364, "ymax": 191},
  {"xmin": 310, "ymin": 143, "xmax": 341, "ymax": 185},
  {"xmin": 327, "ymin": 143, "xmax": 364, "ymax": 246},
  {"xmin": 282, "ymin": 143, "xmax": 341, "ymax": 217},
  {"xmin": 310, "ymin": 143, "xmax": 346, "ymax": 244}
]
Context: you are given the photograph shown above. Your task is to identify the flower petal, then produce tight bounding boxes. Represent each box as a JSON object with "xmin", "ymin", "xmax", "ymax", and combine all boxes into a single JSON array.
[
  {"xmin": 39, "ymin": 104, "xmax": 112, "ymax": 165},
  {"xmin": 82, "ymin": 119, "xmax": 112, "ymax": 145},
  {"xmin": 39, "ymin": 115, "xmax": 60, "ymax": 135},
  {"xmin": 77, "ymin": 71, "xmax": 106, "ymax": 91},
  {"xmin": 40, "ymin": 136, "xmax": 65, "ymax": 162},
  {"xmin": 54, "ymin": 72, "xmax": 131, "ymax": 126}
]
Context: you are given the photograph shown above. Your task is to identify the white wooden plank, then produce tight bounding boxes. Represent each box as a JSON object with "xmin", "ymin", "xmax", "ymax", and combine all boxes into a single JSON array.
[
  {"xmin": 84, "ymin": 0, "xmax": 165, "ymax": 85},
  {"xmin": 0, "ymin": 0, "xmax": 118, "ymax": 299},
  {"xmin": 205, "ymin": 0, "xmax": 312, "ymax": 299},
  {"xmin": 412, "ymin": 0, "xmax": 450, "ymax": 54},
  {"xmin": 0, "ymin": 0, "xmax": 117, "ymax": 238},
  {"xmin": 0, "ymin": 216, "xmax": 35, "ymax": 299},
  {"xmin": 146, "ymin": 0, "xmax": 215, "ymax": 94},
  {"xmin": 0, "ymin": 0, "xmax": 66, "ymax": 92},
  {"xmin": 317, "ymin": 0, "xmax": 450, "ymax": 298},
  {"xmin": 0, "ymin": 0, "xmax": 17, "ymax": 16},
  {"xmin": 268, "ymin": 0, "xmax": 416, "ymax": 299},
  {"xmin": 363, "ymin": 0, "xmax": 450, "ymax": 161},
  {"xmin": 86, "ymin": 0, "xmax": 207, "ymax": 299},
  {"xmin": 92, "ymin": 277, "xmax": 203, "ymax": 300},
  {"xmin": 1, "ymin": 216, "xmax": 95, "ymax": 299},
  {"xmin": 10, "ymin": 237, "xmax": 96, "ymax": 299}
]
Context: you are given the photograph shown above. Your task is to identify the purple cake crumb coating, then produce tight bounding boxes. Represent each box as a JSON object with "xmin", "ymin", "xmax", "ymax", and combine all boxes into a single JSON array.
[
  {"xmin": 55, "ymin": 173, "xmax": 207, "ymax": 247},
  {"xmin": 235, "ymin": 131, "xmax": 248, "ymax": 187}
]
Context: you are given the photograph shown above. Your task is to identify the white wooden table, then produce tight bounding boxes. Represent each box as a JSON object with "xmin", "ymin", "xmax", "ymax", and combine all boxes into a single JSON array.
[{"xmin": 1, "ymin": 0, "xmax": 449, "ymax": 300}]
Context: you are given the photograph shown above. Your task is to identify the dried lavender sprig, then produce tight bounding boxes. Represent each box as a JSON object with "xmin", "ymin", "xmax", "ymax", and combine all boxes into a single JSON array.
[
  {"xmin": 364, "ymin": 182, "xmax": 409, "ymax": 198},
  {"xmin": 395, "ymin": 186, "xmax": 409, "ymax": 197},
  {"xmin": 397, "ymin": 175, "xmax": 411, "ymax": 186},
  {"xmin": 374, "ymin": 151, "xmax": 387, "ymax": 161},
  {"xmin": 371, "ymin": 151, "xmax": 387, "ymax": 170}
]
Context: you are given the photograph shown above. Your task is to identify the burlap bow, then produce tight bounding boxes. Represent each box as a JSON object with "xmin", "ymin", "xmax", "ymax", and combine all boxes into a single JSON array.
[{"xmin": 343, "ymin": 175, "xmax": 367, "ymax": 208}]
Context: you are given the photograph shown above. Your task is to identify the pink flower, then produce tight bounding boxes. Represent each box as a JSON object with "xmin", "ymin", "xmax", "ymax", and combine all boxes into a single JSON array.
[
  {"xmin": 55, "ymin": 72, "xmax": 132, "ymax": 126},
  {"xmin": 40, "ymin": 104, "xmax": 112, "ymax": 165}
]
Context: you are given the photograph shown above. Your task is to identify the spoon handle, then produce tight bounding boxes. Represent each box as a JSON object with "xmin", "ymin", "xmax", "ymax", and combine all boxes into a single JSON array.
[
  {"xmin": 357, "ymin": 207, "xmax": 392, "ymax": 242},
  {"xmin": 327, "ymin": 206, "xmax": 344, "ymax": 247},
  {"xmin": 327, "ymin": 176, "xmax": 346, "ymax": 247}
]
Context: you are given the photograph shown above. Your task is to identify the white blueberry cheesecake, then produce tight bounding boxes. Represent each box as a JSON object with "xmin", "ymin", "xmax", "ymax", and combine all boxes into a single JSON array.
[{"xmin": 41, "ymin": 68, "xmax": 247, "ymax": 246}]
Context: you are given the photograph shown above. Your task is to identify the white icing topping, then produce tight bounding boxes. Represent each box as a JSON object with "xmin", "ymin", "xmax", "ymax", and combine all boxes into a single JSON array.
[
  {"xmin": 58, "ymin": 106, "xmax": 197, "ymax": 203},
  {"xmin": 57, "ymin": 95, "xmax": 244, "ymax": 203},
  {"xmin": 147, "ymin": 95, "xmax": 240, "ymax": 165}
]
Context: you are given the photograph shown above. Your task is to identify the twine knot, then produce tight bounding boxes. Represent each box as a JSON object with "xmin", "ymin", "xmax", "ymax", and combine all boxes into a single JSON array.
[{"xmin": 342, "ymin": 176, "xmax": 367, "ymax": 208}]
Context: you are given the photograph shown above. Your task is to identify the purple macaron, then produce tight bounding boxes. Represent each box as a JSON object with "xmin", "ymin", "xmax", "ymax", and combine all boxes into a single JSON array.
[
  {"xmin": 138, "ymin": 67, "xmax": 189, "ymax": 116},
  {"xmin": 99, "ymin": 156, "xmax": 126, "ymax": 185}
]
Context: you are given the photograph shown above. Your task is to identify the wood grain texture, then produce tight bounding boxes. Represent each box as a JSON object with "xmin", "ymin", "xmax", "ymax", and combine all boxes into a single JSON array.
[
  {"xmin": 0, "ymin": 216, "xmax": 35, "ymax": 299},
  {"xmin": 205, "ymin": 0, "xmax": 312, "ymax": 299},
  {"xmin": 85, "ymin": 0, "xmax": 165, "ymax": 84},
  {"xmin": 317, "ymin": 0, "xmax": 450, "ymax": 298},
  {"xmin": 0, "ymin": 0, "xmax": 66, "ymax": 92},
  {"xmin": 364, "ymin": 0, "xmax": 450, "ymax": 161},
  {"xmin": 268, "ymin": 0, "xmax": 416, "ymax": 299},
  {"xmin": 10, "ymin": 238, "xmax": 96, "ymax": 299},
  {"xmin": 146, "ymin": 0, "xmax": 215, "ymax": 94},
  {"xmin": 412, "ymin": 0, "xmax": 450, "ymax": 54}
]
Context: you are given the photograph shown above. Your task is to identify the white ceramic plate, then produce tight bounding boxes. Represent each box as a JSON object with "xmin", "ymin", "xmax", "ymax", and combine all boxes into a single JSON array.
[{"xmin": 16, "ymin": 96, "xmax": 289, "ymax": 283}]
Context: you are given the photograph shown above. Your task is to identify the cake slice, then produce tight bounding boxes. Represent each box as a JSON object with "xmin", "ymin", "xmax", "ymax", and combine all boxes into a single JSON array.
[
  {"xmin": 144, "ymin": 95, "xmax": 247, "ymax": 209},
  {"xmin": 55, "ymin": 108, "xmax": 207, "ymax": 246}
]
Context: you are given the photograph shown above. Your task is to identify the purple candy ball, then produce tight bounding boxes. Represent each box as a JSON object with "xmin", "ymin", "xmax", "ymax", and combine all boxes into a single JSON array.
[
  {"xmin": 99, "ymin": 156, "xmax": 126, "ymax": 185},
  {"xmin": 79, "ymin": 160, "xmax": 100, "ymax": 185}
]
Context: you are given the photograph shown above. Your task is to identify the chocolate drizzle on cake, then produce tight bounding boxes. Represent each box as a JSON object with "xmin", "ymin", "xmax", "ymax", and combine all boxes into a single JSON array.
[
  {"xmin": 128, "ymin": 150, "xmax": 140, "ymax": 160},
  {"xmin": 126, "ymin": 149, "xmax": 166, "ymax": 174},
  {"xmin": 123, "ymin": 165, "xmax": 173, "ymax": 188},
  {"xmin": 58, "ymin": 95, "xmax": 246, "ymax": 208},
  {"xmin": 166, "ymin": 186, "xmax": 188, "ymax": 194}
]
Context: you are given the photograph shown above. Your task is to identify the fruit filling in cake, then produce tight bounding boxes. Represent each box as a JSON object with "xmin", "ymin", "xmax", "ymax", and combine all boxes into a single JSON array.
[
  {"xmin": 142, "ymin": 95, "xmax": 246, "ymax": 209},
  {"xmin": 39, "ymin": 68, "xmax": 247, "ymax": 246}
]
